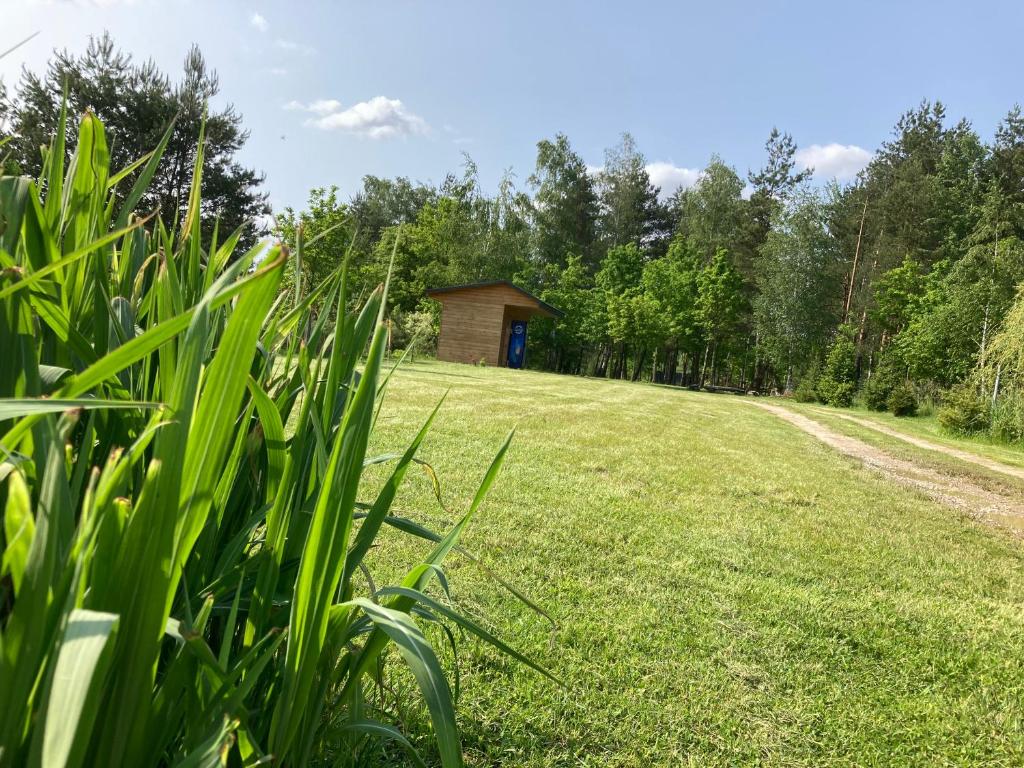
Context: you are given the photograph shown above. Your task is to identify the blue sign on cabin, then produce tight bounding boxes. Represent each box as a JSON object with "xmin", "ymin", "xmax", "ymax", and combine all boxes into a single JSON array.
[{"xmin": 507, "ymin": 320, "xmax": 527, "ymax": 368}]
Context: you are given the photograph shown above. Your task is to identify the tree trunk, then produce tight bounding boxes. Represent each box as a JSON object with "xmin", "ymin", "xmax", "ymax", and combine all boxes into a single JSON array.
[
  {"xmin": 843, "ymin": 194, "xmax": 869, "ymax": 324},
  {"xmin": 632, "ymin": 347, "xmax": 645, "ymax": 382}
]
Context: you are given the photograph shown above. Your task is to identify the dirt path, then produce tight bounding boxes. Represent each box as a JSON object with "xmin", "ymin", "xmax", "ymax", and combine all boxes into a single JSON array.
[
  {"xmin": 811, "ymin": 409, "xmax": 1024, "ymax": 482},
  {"xmin": 753, "ymin": 402, "xmax": 1024, "ymax": 535}
]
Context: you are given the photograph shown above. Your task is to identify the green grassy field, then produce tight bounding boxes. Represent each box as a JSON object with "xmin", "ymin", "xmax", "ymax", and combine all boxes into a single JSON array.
[{"xmin": 364, "ymin": 361, "xmax": 1024, "ymax": 767}]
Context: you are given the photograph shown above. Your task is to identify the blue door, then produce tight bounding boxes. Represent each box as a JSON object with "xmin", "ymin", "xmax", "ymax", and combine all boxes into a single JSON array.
[{"xmin": 507, "ymin": 320, "xmax": 527, "ymax": 368}]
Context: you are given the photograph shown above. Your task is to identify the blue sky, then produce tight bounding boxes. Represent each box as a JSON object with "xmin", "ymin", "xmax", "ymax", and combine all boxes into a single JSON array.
[{"xmin": 3, "ymin": 0, "xmax": 1024, "ymax": 212}]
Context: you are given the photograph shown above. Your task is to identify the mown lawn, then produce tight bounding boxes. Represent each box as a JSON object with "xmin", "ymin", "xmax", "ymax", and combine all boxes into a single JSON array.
[{"xmin": 362, "ymin": 360, "xmax": 1024, "ymax": 767}]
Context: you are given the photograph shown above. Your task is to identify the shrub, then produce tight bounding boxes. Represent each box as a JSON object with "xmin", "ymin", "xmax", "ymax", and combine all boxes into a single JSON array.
[
  {"xmin": 815, "ymin": 328, "xmax": 857, "ymax": 407},
  {"xmin": 990, "ymin": 390, "xmax": 1024, "ymax": 443},
  {"xmin": 938, "ymin": 383, "xmax": 989, "ymax": 434},
  {"xmin": 821, "ymin": 381, "xmax": 856, "ymax": 407},
  {"xmin": 792, "ymin": 374, "xmax": 818, "ymax": 403},
  {"xmin": 863, "ymin": 356, "xmax": 902, "ymax": 411},
  {"xmin": 886, "ymin": 382, "xmax": 918, "ymax": 416},
  {"xmin": 862, "ymin": 374, "xmax": 892, "ymax": 411},
  {"xmin": 0, "ymin": 109, "xmax": 548, "ymax": 767},
  {"xmin": 391, "ymin": 304, "xmax": 439, "ymax": 360}
]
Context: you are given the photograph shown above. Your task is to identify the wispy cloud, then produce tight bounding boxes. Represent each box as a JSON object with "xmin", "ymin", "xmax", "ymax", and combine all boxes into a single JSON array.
[
  {"xmin": 795, "ymin": 143, "xmax": 873, "ymax": 181},
  {"xmin": 250, "ymin": 12, "xmax": 268, "ymax": 32},
  {"xmin": 274, "ymin": 39, "xmax": 316, "ymax": 56},
  {"xmin": 285, "ymin": 96, "xmax": 429, "ymax": 139},
  {"xmin": 284, "ymin": 99, "xmax": 341, "ymax": 115}
]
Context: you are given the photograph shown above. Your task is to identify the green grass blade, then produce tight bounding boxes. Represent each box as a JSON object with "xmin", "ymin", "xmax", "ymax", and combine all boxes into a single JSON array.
[
  {"xmin": 270, "ymin": 291, "xmax": 389, "ymax": 756},
  {"xmin": 342, "ymin": 393, "xmax": 446, "ymax": 589},
  {"xmin": 43, "ymin": 85, "xmax": 67, "ymax": 228},
  {"xmin": 2, "ymin": 470, "xmax": 34, "ymax": 597},
  {"xmin": 378, "ymin": 586, "xmax": 560, "ymax": 684},
  {"xmin": 113, "ymin": 116, "xmax": 177, "ymax": 231},
  {"xmin": 246, "ymin": 377, "xmax": 286, "ymax": 502},
  {"xmin": 336, "ymin": 720, "xmax": 429, "ymax": 768},
  {"xmin": 30, "ymin": 610, "xmax": 120, "ymax": 768},
  {"xmin": 352, "ymin": 599, "xmax": 462, "ymax": 768},
  {"xmin": 0, "ymin": 217, "xmax": 149, "ymax": 301},
  {"xmin": 0, "ymin": 399, "xmax": 159, "ymax": 420}
]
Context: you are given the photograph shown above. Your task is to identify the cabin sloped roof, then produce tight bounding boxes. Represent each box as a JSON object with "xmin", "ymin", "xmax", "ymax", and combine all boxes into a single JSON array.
[{"xmin": 426, "ymin": 280, "xmax": 564, "ymax": 318}]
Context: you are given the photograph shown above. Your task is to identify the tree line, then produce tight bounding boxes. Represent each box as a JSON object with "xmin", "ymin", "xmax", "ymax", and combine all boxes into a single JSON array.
[
  {"xmin": 6, "ymin": 36, "xmax": 1024, "ymax": 440},
  {"xmin": 285, "ymin": 103, "xmax": 1024, "ymax": 423}
]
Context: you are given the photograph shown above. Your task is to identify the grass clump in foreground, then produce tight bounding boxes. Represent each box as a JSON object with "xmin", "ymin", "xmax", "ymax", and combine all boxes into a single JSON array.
[
  {"xmin": 0, "ymin": 108, "xmax": 549, "ymax": 767},
  {"xmin": 365, "ymin": 361, "xmax": 1024, "ymax": 766}
]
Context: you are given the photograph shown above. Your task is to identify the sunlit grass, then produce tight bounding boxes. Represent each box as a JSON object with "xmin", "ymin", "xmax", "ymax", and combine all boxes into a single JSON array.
[{"xmin": 364, "ymin": 361, "xmax": 1024, "ymax": 766}]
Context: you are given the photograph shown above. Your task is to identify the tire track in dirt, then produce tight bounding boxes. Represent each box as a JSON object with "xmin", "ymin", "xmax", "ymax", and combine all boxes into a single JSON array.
[
  {"xmin": 753, "ymin": 402, "xmax": 1024, "ymax": 536},
  {"xmin": 810, "ymin": 409, "xmax": 1024, "ymax": 482}
]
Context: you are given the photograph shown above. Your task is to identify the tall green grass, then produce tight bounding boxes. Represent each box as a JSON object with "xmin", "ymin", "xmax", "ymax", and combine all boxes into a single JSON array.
[{"xmin": 0, "ymin": 107, "xmax": 548, "ymax": 766}]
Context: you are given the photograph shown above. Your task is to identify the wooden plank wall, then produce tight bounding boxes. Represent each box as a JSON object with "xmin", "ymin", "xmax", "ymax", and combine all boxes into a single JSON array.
[{"xmin": 434, "ymin": 286, "xmax": 541, "ymax": 365}]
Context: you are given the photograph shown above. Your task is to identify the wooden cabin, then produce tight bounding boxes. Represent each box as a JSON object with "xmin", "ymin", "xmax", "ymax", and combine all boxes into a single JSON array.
[{"xmin": 427, "ymin": 281, "xmax": 563, "ymax": 367}]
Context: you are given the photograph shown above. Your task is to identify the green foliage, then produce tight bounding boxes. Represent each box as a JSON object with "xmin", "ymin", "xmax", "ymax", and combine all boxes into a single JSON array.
[
  {"xmin": 938, "ymin": 383, "xmax": 990, "ymax": 435},
  {"xmin": 529, "ymin": 134, "xmax": 600, "ymax": 270},
  {"xmin": 746, "ymin": 127, "xmax": 814, "ymax": 251},
  {"xmin": 755, "ymin": 188, "xmax": 841, "ymax": 381},
  {"xmin": 391, "ymin": 304, "xmax": 439, "ymax": 360},
  {"xmin": 815, "ymin": 328, "xmax": 858, "ymax": 407},
  {"xmin": 863, "ymin": 353, "xmax": 905, "ymax": 411},
  {"xmin": 642, "ymin": 237, "xmax": 702, "ymax": 353},
  {"xmin": 886, "ymin": 382, "xmax": 918, "ymax": 416},
  {"xmin": 596, "ymin": 133, "xmax": 669, "ymax": 252},
  {"xmin": 863, "ymin": 375, "xmax": 892, "ymax": 411},
  {"xmin": 990, "ymin": 391, "xmax": 1024, "ymax": 442},
  {"xmin": 792, "ymin": 372, "xmax": 819, "ymax": 402},
  {"xmin": 274, "ymin": 185, "xmax": 351, "ymax": 310},
  {"xmin": 671, "ymin": 157, "xmax": 748, "ymax": 265},
  {"xmin": 0, "ymin": 33, "xmax": 267, "ymax": 248},
  {"xmin": 0, "ymin": 109, "xmax": 547, "ymax": 767},
  {"xmin": 697, "ymin": 249, "xmax": 745, "ymax": 344},
  {"xmin": 871, "ymin": 255, "xmax": 924, "ymax": 335}
]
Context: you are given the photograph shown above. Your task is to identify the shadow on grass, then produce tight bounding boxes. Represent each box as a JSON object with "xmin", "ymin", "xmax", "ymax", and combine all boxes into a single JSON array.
[{"xmin": 395, "ymin": 364, "xmax": 486, "ymax": 380}]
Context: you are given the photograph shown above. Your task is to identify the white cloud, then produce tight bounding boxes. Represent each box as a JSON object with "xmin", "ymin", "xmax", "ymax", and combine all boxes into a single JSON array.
[
  {"xmin": 287, "ymin": 96, "xmax": 428, "ymax": 139},
  {"xmin": 795, "ymin": 143, "xmax": 873, "ymax": 181},
  {"xmin": 285, "ymin": 99, "xmax": 342, "ymax": 115},
  {"xmin": 645, "ymin": 162, "xmax": 701, "ymax": 198},
  {"xmin": 586, "ymin": 161, "xmax": 701, "ymax": 199},
  {"xmin": 308, "ymin": 99, "xmax": 342, "ymax": 115},
  {"xmin": 250, "ymin": 12, "xmax": 268, "ymax": 31}
]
